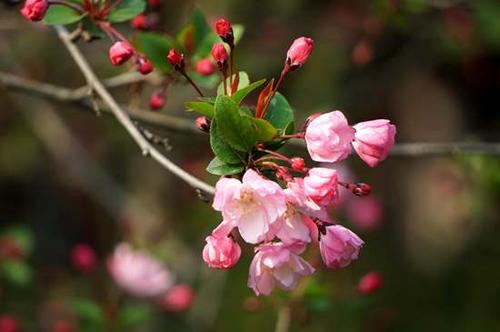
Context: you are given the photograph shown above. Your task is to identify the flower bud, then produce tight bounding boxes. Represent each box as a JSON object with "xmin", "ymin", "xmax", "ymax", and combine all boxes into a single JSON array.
[
  {"xmin": 290, "ymin": 157, "xmax": 305, "ymax": 171},
  {"xmin": 167, "ymin": 48, "xmax": 184, "ymax": 70},
  {"xmin": 195, "ymin": 58, "xmax": 214, "ymax": 76},
  {"xmin": 131, "ymin": 14, "xmax": 148, "ymax": 30},
  {"xmin": 136, "ymin": 55, "xmax": 153, "ymax": 75},
  {"xmin": 352, "ymin": 119, "xmax": 396, "ymax": 167},
  {"xmin": 20, "ymin": 0, "xmax": 48, "ymax": 21},
  {"xmin": 109, "ymin": 41, "xmax": 134, "ymax": 66},
  {"xmin": 351, "ymin": 182, "xmax": 371, "ymax": 196},
  {"xmin": 71, "ymin": 243, "xmax": 97, "ymax": 273},
  {"xmin": 195, "ymin": 116, "xmax": 210, "ymax": 132},
  {"xmin": 319, "ymin": 225, "xmax": 364, "ymax": 269},
  {"xmin": 0, "ymin": 315, "xmax": 20, "ymax": 332},
  {"xmin": 358, "ymin": 272, "xmax": 383, "ymax": 294},
  {"xmin": 162, "ymin": 284, "xmax": 195, "ymax": 312},
  {"xmin": 202, "ymin": 235, "xmax": 241, "ymax": 269},
  {"xmin": 149, "ymin": 93, "xmax": 166, "ymax": 111},
  {"xmin": 148, "ymin": 0, "xmax": 160, "ymax": 6},
  {"xmin": 211, "ymin": 43, "xmax": 228, "ymax": 65},
  {"xmin": 286, "ymin": 36, "xmax": 314, "ymax": 69},
  {"xmin": 214, "ymin": 18, "xmax": 234, "ymax": 44}
]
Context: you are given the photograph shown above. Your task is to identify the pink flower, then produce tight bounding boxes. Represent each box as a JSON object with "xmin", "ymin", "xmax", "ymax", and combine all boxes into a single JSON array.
[
  {"xmin": 286, "ymin": 37, "xmax": 314, "ymax": 68},
  {"xmin": 276, "ymin": 204, "xmax": 311, "ymax": 244},
  {"xmin": 0, "ymin": 315, "xmax": 19, "ymax": 332},
  {"xmin": 109, "ymin": 41, "xmax": 134, "ymax": 66},
  {"xmin": 71, "ymin": 243, "xmax": 96, "ymax": 273},
  {"xmin": 352, "ymin": 119, "xmax": 396, "ymax": 167},
  {"xmin": 202, "ymin": 234, "xmax": 241, "ymax": 269},
  {"xmin": 213, "ymin": 169, "xmax": 287, "ymax": 244},
  {"xmin": 305, "ymin": 111, "xmax": 355, "ymax": 163},
  {"xmin": 20, "ymin": 0, "xmax": 48, "ymax": 21},
  {"xmin": 195, "ymin": 58, "xmax": 215, "ymax": 76},
  {"xmin": 107, "ymin": 243, "xmax": 174, "ymax": 297},
  {"xmin": 319, "ymin": 225, "xmax": 364, "ymax": 269},
  {"xmin": 248, "ymin": 242, "xmax": 314, "ymax": 296},
  {"xmin": 358, "ymin": 272, "xmax": 383, "ymax": 294},
  {"xmin": 211, "ymin": 43, "xmax": 228, "ymax": 64},
  {"xmin": 285, "ymin": 178, "xmax": 328, "ymax": 221},
  {"xmin": 162, "ymin": 284, "xmax": 195, "ymax": 311},
  {"xmin": 303, "ymin": 167, "xmax": 339, "ymax": 206},
  {"xmin": 347, "ymin": 196, "xmax": 383, "ymax": 231}
]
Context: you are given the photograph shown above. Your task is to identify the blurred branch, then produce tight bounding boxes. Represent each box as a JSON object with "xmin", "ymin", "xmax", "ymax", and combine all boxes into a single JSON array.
[
  {"xmin": 52, "ymin": 26, "xmax": 215, "ymax": 196},
  {"xmin": 274, "ymin": 305, "xmax": 291, "ymax": 332}
]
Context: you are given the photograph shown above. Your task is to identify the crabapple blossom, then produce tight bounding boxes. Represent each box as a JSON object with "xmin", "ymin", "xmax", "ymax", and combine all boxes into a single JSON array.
[
  {"xmin": 20, "ymin": 0, "xmax": 48, "ymax": 22},
  {"xmin": 136, "ymin": 55, "xmax": 153, "ymax": 75},
  {"xmin": 149, "ymin": 93, "xmax": 165, "ymax": 110},
  {"xmin": 305, "ymin": 111, "xmax": 355, "ymax": 163},
  {"xmin": 195, "ymin": 58, "xmax": 215, "ymax": 76},
  {"xmin": 109, "ymin": 41, "xmax": 134, "ymax": 66},
  {"xmin": 276, "ymin": 204, "xmax": 311, "ymax": 244},
  {"xmin": 352, "ymin": 119, "xmax": 396, "ymax": 167},
  {"xmin": 212, "ymin": 169, "xmax": 287, "ymax": 244},
  {"xmin": 167, "ymin": 49, "xmax": 184, "ymax": 69},
  {"xmin": 0, "ymin": 315, "xmax": 19, "ymax": 332},
  {"xmin": 286, "ymin": 37, "xmax": 314, "ymax": 68},
  {"xmin": 107, "ymin": 243, "xmax": 174, "ymax": 297},
  {"xmin": 71, "ymin": 243, "xmax": 96, "ymax": 273},
  {"xmin": 202, "ymin": 234, "xmax": 241, "ymax": 269},
  {"xmin": 319, "ymin": 224, "xmax": 364, "ymax": 269},
  {"xmin": 303, "ymin": 167, "xmax": 339, "ymax": 206},
  {"xmin": 211, "ymin": 43, "xmax": 228, "ymax": 65},
  {"xmin": 131, "ymin": 15, "xmax": 148, "ymax": 30},
  {"xmin": 347, "ymin": 196, "xmax": 383, "ymax": 231},
  {"xmin": 248, "ymin": 242, "xmax": 314, "ymax": 296},
  {"xmin": 358, "ymin": 271, "xmax": 383, "ymax": 294},
  {"xmin": 162, "ymin": 284, "xmax": 195, "ymax": 311},
  {"xmin": 195, "ymin": 116, "xmax": 210, "ymax": 132}
]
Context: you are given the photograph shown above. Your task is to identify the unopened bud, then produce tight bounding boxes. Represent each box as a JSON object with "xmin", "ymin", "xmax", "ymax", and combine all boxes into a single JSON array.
[
  {"xmin": 71, "ymin": 244, "xmax": 97, "ymax": 273},
  {"xmin": 109, "ymin": 41, "xmax": 134, "ymax": 66},
  {"xmin": 195, "ymin": 116, "xmax": 211, "ymax": 132},
  {"xmin": 136, "ymin": 55, "xmax": 153, "ymax": 75},
  {"xmin": 195, "ymin": 58, "xmax": 215, "ymax": 76},
  {"xmin": 358, "ymin": 272, "xmax": 383, "ymax": 294},
  {"xmin": 290, "ymin": 157, "xmax": 305, "ymax": 171},
  {"xmin": 286, "ymin": 36, "xmax": 314, "ymax": 69},
  {"xmin": 149, "ymin": 93, "xmax": 166, "ymax": 111},
  {"xmin": 167, "ymin": 48, "xmax": 184, "ymax": 70},
  {"xmin": 162, "ymin": 284, "xmax": 195, "ymax": 312},
  {"xmin": 0, "ymin": 314, "xmax": 20, "ymax": 332},
  {"xmin": 131, "ymin": 14, "xmax": 148, "ymax": 30},
  {"xmin": 214, "ymin": 18, "xmax": 234, "ymax": 44},
  {"xmin": 211, "ymin": 43, "xmax": 228, "ymax": 65},
  {"xmin": 276, "ymin": 167, "xmax": 293, "ymax": 183},
  {"xmin": 351, "ymin": 182, "xmax": 371, "ymax": 196},
  {"xmin": 20, "ymin": 0, "xmax": 48, "ymax": 21}
]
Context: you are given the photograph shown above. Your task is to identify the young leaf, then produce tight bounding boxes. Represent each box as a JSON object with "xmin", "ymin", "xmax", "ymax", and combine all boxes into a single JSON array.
[
  {"xmin": 233, "ymin": 24, "xmax": 245, "ymax": 45},
  {"xmin": 69, "ymin": 299, "xmax": 105, "ymax": 324},
  {"xmin": 214, "ymin": 95, "xmax": 256, "ymax": 152},
  {"xmin": 1, "ymin": 260, "xmax": 33, "ymax": 286},
  {"xmin": 135, "ymin": 32, "xmax": 175, "ymax": 72},
  {"xmin": 191, "ymin": 7, "xmax": 212, "ymax": 50},
  {"xmin": 119, "ymin": 303, "xmax": 152, "ymax": 329},
  {"xmin": 185, "ymin": 101, "xmax": 214, "ymax": 118},
  {"xmin": 248, "ymin": 117, "xmax": 277, "ymax": 142},
  {"xmin": 231, "ymin": 79, "xmax": 266, "ymax": 104},
  {"xmin": 207, "ymin": 158, "xmax": 244, "ymax": 176},
  {"xmin": 264, "ymin": 92, "xmax": 295, "ymax": 134},
  {"xmin": 43, "ymin": 6, "xmax": 84, "ymax": 25},
  {"xmin": 107, "ymin": 0, "xmax": 145, "ymax": 23},
  {"xmin": 217, "ymin": 72, "xmax": 250, "ymax": 96},
  {"xmin": 210, "ymin": 120, "xmax": 244, "ymax": 164}
]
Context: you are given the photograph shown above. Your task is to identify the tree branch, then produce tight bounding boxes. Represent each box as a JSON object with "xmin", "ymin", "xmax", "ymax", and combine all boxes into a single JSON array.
[{"xmin": 53, "ymin": 25, "xmax": 215, "ymax": 196}]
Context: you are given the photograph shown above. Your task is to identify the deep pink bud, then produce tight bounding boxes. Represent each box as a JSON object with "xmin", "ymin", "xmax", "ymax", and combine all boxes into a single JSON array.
[
  {"xmin": 162, "ymin": 284, "xmax": 195, "ymax": 312},
  {"xmin": 358, "ymin": 272, "xmax": 383, "ymax": 294},
  {"xmin": 195, "ymin": 116, "xmax": 210, "ymax": 132},
  {"xmin": 0, "ymin": 315, "xmax": 19, "ymax": 332},
  {"xmin": 71, "ymin": 244, "xmax": 97, "ymax": 273},
  {"xmin": 149, "ymin": 93, "xmax": 166, "ymax": 111},
  {"xmin": 20, "ymin": 0, "xmax": 48, "ymax": 21},
  {"xmin": 202, "ymin": 235, "xmax": 241, "ymax": 269},
  {"xmin": 109, "ymin": 41, "xmax": 134, "ymax": 66},
  {"xmin": 195, "ymin": 58, "xmax": 214, "ymax": 76},
  {"xmin": 351, "ymin": 182, "xmax": 371, "ymax": 196},
  {"xmin": 136, "ymin": 55, "xmax": 153, "ymax": 75},
  {"xmin": 286, "ymin": 37, "xmax": 314, "ymax": 68},
  {"xmin": 291, "ymin": 157, "xmax": 305, "ymax": 171},
  {"xmin": 319, "ymin": 225, "xmax": 364, "ymax": 269},
  {"xmin": 167, "ymin": 48, "xmax": 184, "ymax": 70},
  {"xmin": 214, "ymin": 18, "xmax": 233, "ymax": 43},
  {"xmin": 211, "ymin": 43, "xmax": 228, "ymax": 64},
  {"xmin": 131, "ymin": 15, "xmax": 148, "ymax": 30}
]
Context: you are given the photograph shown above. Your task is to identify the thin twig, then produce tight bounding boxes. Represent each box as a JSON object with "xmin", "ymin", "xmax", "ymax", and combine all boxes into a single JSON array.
[
  {"xmin": 274, "ymin": 305, "xmax": 291, "ymax": 332},
  {"xmin": 54, "ymin": 25, "xmax": 215, "ymax": 195}
]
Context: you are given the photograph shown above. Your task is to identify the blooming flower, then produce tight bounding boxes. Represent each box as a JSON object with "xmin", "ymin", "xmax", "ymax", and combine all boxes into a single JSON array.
[
  {"xmin": 276, "ymin": 204, "xmax": 311, "ymax": 244},
  {"xmin": 248, "ymin": 242, "xmax": 314, "ymax": 296},
  {"xmin": 352, "ymin": 119, "xmax": 396, "ymax": 167},
  {"xmin": 195, "ymin": 58, "xmax": 215, "ymax": 76},
  {"xmin": 305, "ymin": 111, "xmax": 355, "ymax": 163},
  {"xmin": 286, "ymin": 37, "xmax": 314, "ymax": 68},
  {"xmin": 107, "ymin": 243, "xmax": 173, "ymax": 297},
  {"xmin": 303, "ymin": 167, "xmax": 339, "ymax": 206},
  {"xmin": 213, "ymin": 169, "xmax": 287, "ymax": 244},
  {"xmin": 202, "ymin": 234, "xmax": 241, "ymax": 269},
  {"xmin": 319, "ymin": 225, "xmax": 364, "ymax": 269},
  {"xmin": 20, "ymin": 0, "xmax": 48, "ymax": 22},
  {"xmin": 109, "ymin": 41, "xmax": 134, "ymax": 66},
  {"xmin": 162, "ymin": 284, "xmax": 195, "ymax": 311},
  {"xmin": 71, "ymin": 243, "xmax": 96, "ymax": 273}
]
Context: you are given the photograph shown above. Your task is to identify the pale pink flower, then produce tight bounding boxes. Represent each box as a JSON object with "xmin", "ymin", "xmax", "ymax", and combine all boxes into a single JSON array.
[
  {"xmin": 162, "ymin": 284, "xmax": 195, "ymax": 311},
  {"xmin": 202, "ymin": 234, "xmax": 241, "ymax": 269},
  {"xmin": 303, "ymin": 167, "xmax": 339, "ymax": 206},
  {"xmin": 107, "ymin": 243, "xmax": 173, "ymax": 297},
  {"xmin": 305, "ymin": 111, "xmax": 355, "ymax": 163},
  {"xmin": 347, "ymin": 196, "xmax": 383, "ymax": 231},
  {"xmin": 286, "ymin": 37, "xmax": 314, "ymax": 68},
  {"xmin": 352, "ymin": 119, "xmax": 396, "ymax": 167},
  {"xmin": 319, "ymin": 225, "xmax": 364, "ymax": 269},
  {"xmin": 248, "ymin": 242, "xmax": 314, "ymax": 296},
  {"xmin": 276, "ymin": 204, "xmax": 311, "ymax": 244},
  {"xmin": 213, "ymin": 169, "xmax": 287, "ymax": 244}
]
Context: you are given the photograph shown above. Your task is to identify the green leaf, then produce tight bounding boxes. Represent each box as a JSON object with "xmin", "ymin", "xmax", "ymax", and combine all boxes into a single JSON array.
[
  {"xmin": 210, "ymin": 120, "xmax": 244, "ymax": 164},
  {"xmin": 214, "ymin": 96, "xmax": 257, "ymax": 152},
  {"xmin": 119, "ymin": 303, "xmax": 152, "ymax": 328},
  {"xmin": 43, "ymin": 6, "xmax": 84, "ymax": 25},
  {"xmin": 217, "ymin": 72, "xmax": 250, "ymax": 96},
  {"xmin": 107, "ymin": 0, "xmax": 145, "ymax": 22},
  {"xmin": 81, "ymin": 18, "xmax": 104, "ymax": 39},
  {"xmin": 2, "ymin": 226, "xmax": 34, "ymax": 256},
  {"xmin": 185, "ymin": 101, "xmax": 214, "ymax": 118},
  {"xmin": 69, "ymin": 299, "xmax": 105, "ymax": 324},
  {"xmin": 231, "ymin": 79, "xmax": 266, "ymax": 104},
  {"xmin": 191, "ymin": 7, "xmax": 212, "ymax": 50},
  {"xmin": 248, "ymin": 117, "xmax": 277, "ymax": 142},
  {"xmin": 135, "ymin": 32, "xmax": 175, "ymax": 72},
  {"xmin": 206, "ymin": 158, "xmax": 244, "ymax": 176},
  {"xmin": 1, "ymin": 260, "xmax": 33, "ymax": 286},
  {"xmin": 233, "ymin": 24, "xmax": 245, "ymax": 45},
  {"xmin": 264, "ymin": 92, "xmax": 295, "ymax": 134}
]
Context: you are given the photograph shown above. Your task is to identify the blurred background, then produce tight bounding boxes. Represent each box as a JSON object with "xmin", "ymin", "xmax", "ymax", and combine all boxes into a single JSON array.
[{"xmin": 1, "ymin": 0, "xmax": 500, "ymax": 331}]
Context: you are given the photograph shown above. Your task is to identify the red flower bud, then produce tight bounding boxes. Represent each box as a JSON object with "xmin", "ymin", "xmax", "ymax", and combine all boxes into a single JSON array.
[
  {"xmin": 351, "ymin": 182, "xmax": 371, "ymax": 196},
  {"xmin": 136, "ymin": 55, "xmax": 153, "ymax": 75},
  {"xmin": 109, "ymin": 41, "xmax": 134, "ymax": 66},
  {"xmin": 291, "ymin": 157, "xmax": 305, "ymax": 171},
  {"xmin": 149, "ymin": 93, "xmax": 166, "ymax": 110},
  {"xmin": 131, "ymin": 14, "xmax": 148, "ymax": 30},
  {"xmin": 0, "ymin": 315, "xmax": 20, "ymax": 332},
  {"xmin": 195, "ymin": 116, "xmax": 211, "ymax": 132},
  {"xmin": 71, "ymin": 244, "xmax": 96, "ymax": 273},
  {"xmin": 195, "ymin": 58, "xmax": 214, "ymax": 76},
  {"xmin": 358, "ymin": 272, "xmax": 383, "ymax": 294},
  {"xmin": 286, "ymin": 36, "xmax": 314, "ymax": 69},
  {"xmin": 162, "ymin": 284, "xmax": 195, "ymax": 312},
  {"xmin": 20, "ymin": 0, "xmax": 48, "ymax": 21},
  {"xmin": 167, "ymin": 48, "xmax": 184, "ymax": 70},
  {"xmin": 214, "ymin": 18, "xmax": 233, "ymax": 44},
  {"xmin": 211, "ymin": 43, "xmax": 228, "ymax": 65}
]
